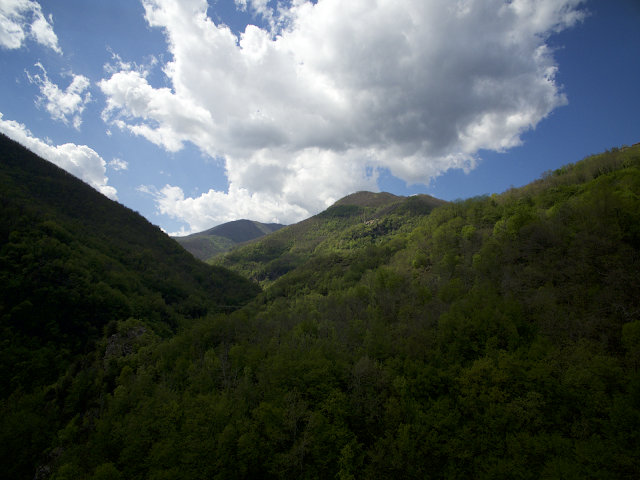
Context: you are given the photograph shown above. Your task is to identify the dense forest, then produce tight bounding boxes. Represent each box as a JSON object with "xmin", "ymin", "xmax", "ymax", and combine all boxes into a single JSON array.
[
  {"xmin": 1, "ymin": 134, "xmax": 640, "ymax": 479},
  {"xmin": 0, "ymin": 134, "xmax": 260, "ymax": 479}
]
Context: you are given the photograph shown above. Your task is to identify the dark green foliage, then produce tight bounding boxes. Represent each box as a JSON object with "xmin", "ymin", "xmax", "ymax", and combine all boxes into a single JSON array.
[
  {"xmin": 316, "ymin": 204, "xmax": 363, "ymax": 219},
  {"xmin": 0, "ymin": 133, "xmax": 261, "ymax": 479},
  {"xmin": 0, "ymin": 134, "xmax": 260, "ymax": 394},
  {"xmin": 2, "ymin": 138, "xmax": 640, "ymax": 479}
]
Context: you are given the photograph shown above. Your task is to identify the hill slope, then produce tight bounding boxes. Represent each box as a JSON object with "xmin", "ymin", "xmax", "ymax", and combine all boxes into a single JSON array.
[
  {"xmin": 173, "ymin": 219, "xmax": 286, "ymax": 261},
  {"xmin": 212, "ymin": 190, "xmax": 446, "ymax": 285},
  {"xmin": 0, "ymin": 133, "xmax": 261, "ymax": 390},
  {"xmin": 0, "ymin": 133, "xmax": 261, "ymax": 478},
  {"xmin": 3, "ymin": 141, "xmax": 640, "ymax": 480}
]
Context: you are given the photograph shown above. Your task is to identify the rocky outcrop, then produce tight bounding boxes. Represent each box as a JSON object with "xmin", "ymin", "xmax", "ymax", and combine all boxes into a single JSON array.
[
  {"xmin": 103, "ymin": 327, "xmax": 146, "ymax": 369},
  {"xmin": 33, "ymin": 446, "xmax": 63, "ymax": 480}
]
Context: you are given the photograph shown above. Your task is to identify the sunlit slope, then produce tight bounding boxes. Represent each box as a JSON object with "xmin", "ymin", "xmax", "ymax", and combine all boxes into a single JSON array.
[
  {"xmin": 212, "ymin": 191, "xmax": 446, "ymax": 285},
  {"xmin": 260, "ymin": 143, "xmax": 640, "ymax": 321}
]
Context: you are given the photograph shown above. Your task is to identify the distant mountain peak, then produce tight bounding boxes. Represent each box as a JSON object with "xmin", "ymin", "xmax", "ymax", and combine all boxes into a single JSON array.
[{"xmin": 173, "ymin": 219, "xmax": 286, "ymax": 262}]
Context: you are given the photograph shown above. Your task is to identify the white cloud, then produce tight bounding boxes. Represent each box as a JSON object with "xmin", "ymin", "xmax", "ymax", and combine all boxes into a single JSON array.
[
  {"xmin": 103, "ymin": 49, "xmax": 159, "ymax": 76},
  {"xmin": 167, "ymin": 226, "xmax": 191, "ymax": 237},
  {"xmin": 109, "ymin": 158, "xmax": 129, "ymax": 171},
  {"xmin": 0, "ymin": 112, "xmax": 118, "ymax": 200},
  {"xmin": 233, "ymin": 0, "xmax": 286, "ymax": 34},
  {"xmin": 26, "ymin": 63, "xmax": 91, "ymax": 129},
  {"xmin": 139, "ymin": 147, "xmax": 379, "ymax": 233},
  {"xmin": 100, "ymin": 0, "xmax": 586, "ymax": 232},
  {"xmin": 0, "ymin": 0, "xmax": 61, "ymax": 52}
]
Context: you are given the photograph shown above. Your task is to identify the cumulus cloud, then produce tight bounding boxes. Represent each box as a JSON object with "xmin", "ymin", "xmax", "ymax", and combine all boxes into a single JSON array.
[
  {"xmin": 100, "ymin": 0, "xmax": 586, "ymax": 232},
  {"xmin": 0, "ymin": 112, "xmax": 118, "ymax": 200},
  {"xmin": 234, "ymin": 0, "xmax": 289, "ymax": 34},
  {"xmin": 0, "ymin": 0, "xmax": 61, "ymax": 52},
  {"xmin": 139, "ymin": 148, "xmax": 378, "ymax": 234},
  {"xmin": 26, "ymin": 63, "xmax": 91, "ymax": 129}
]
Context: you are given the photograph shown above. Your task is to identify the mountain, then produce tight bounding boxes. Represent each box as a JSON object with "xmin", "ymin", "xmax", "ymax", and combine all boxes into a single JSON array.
[
  {"xmin": 0, "ymin": 132, "xmax": 261, "ymax": 391},
  {"xmin": 2, "ymin": 138, "xmax": 640, "ymax": 480},
  {"xmin": 212, "ymin": 190, "xmax": 447, "ymax": 285},
  {"xmin": 173, "ymin": 219, "xmax": 286, "ymax": 262},
  {"xmin": 0, "ymin": 133, "xmax": 261, "ymax": 478}
]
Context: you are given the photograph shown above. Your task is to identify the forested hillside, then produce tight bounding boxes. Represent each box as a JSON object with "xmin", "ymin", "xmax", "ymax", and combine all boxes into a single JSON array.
[
  {"xmin": 2, "ymin": 139, "xmax": 640, "ymax": 479},
  {"xmin": 213, "ymin": 191, "xmax": 446, "ymax": 286},
  {"xmin": 173, "ymin": 220, "xmax": 286, "ymax": 262},
  {"xmin": 0, "ymin": 133, "xmax": 261, "ymax": 479}
]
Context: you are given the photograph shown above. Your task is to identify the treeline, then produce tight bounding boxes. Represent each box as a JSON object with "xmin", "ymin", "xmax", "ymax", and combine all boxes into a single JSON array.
[{"xmin": 2, "ymin": 139, "xmax": 640, "ymax": 479}]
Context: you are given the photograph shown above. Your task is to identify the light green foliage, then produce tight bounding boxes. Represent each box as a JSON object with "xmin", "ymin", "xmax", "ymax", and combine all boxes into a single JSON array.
[{"xmin": 213, "ymin": 193, "xmax": 440, "ymax": 287}]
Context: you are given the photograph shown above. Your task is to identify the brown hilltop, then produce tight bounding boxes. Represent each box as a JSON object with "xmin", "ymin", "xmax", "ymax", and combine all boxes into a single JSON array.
[
  {"xmin": 332, "ymin": 191, "xmax": 403, "ymax": 208},
  {"xmin": 332, "ymin": 190, "xmax": 448, "ymax": 216}
]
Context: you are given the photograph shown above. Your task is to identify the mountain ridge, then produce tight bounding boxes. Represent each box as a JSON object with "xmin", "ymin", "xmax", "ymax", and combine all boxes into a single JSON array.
[
  {"xmin": 212, "ymin": 189, "xmax": 447, "ymax": 286},
  {"xmin": 173, "ymin": 219, "xmax": 286, "ymax": 262}
]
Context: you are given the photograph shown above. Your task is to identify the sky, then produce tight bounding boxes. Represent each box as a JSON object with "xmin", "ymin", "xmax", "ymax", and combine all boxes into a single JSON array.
[{"xmin": 0, "ymin": 0, "xmax": 638, "ymax": 236}]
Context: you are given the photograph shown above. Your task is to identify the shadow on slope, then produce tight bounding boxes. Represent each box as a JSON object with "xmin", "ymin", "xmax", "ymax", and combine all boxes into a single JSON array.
[{"xmin": 173, "ymin": 220, "xmax": 286, "ymax": 262}]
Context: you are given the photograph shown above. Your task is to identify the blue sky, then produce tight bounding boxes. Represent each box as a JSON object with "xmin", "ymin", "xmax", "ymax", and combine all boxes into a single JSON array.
[{"xmin": 0, "ymin": 0, "xmax": 638, "ymax": 235}]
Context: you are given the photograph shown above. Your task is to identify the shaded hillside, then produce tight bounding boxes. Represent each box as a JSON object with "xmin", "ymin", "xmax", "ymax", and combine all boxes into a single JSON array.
[
  {"xmin": 0, "ymin": 133, "xmax": 262, "ymax": 478},
  {"xmin": 213, "ymin": 190, "xmax": 446, "ymax": 286},
  {"xmin": 0, "ymin": 133, "xmax": 260, "ymax": 392},
  {"xmin": 173, "ymin": 219, "xmax": 286, "ymax": 261}
]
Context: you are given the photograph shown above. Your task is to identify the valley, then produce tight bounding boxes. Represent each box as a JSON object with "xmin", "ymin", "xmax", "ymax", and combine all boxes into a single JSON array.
[{"xmin": 1, "ymin": 134, "xmax": 639, "ymax": 479}]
